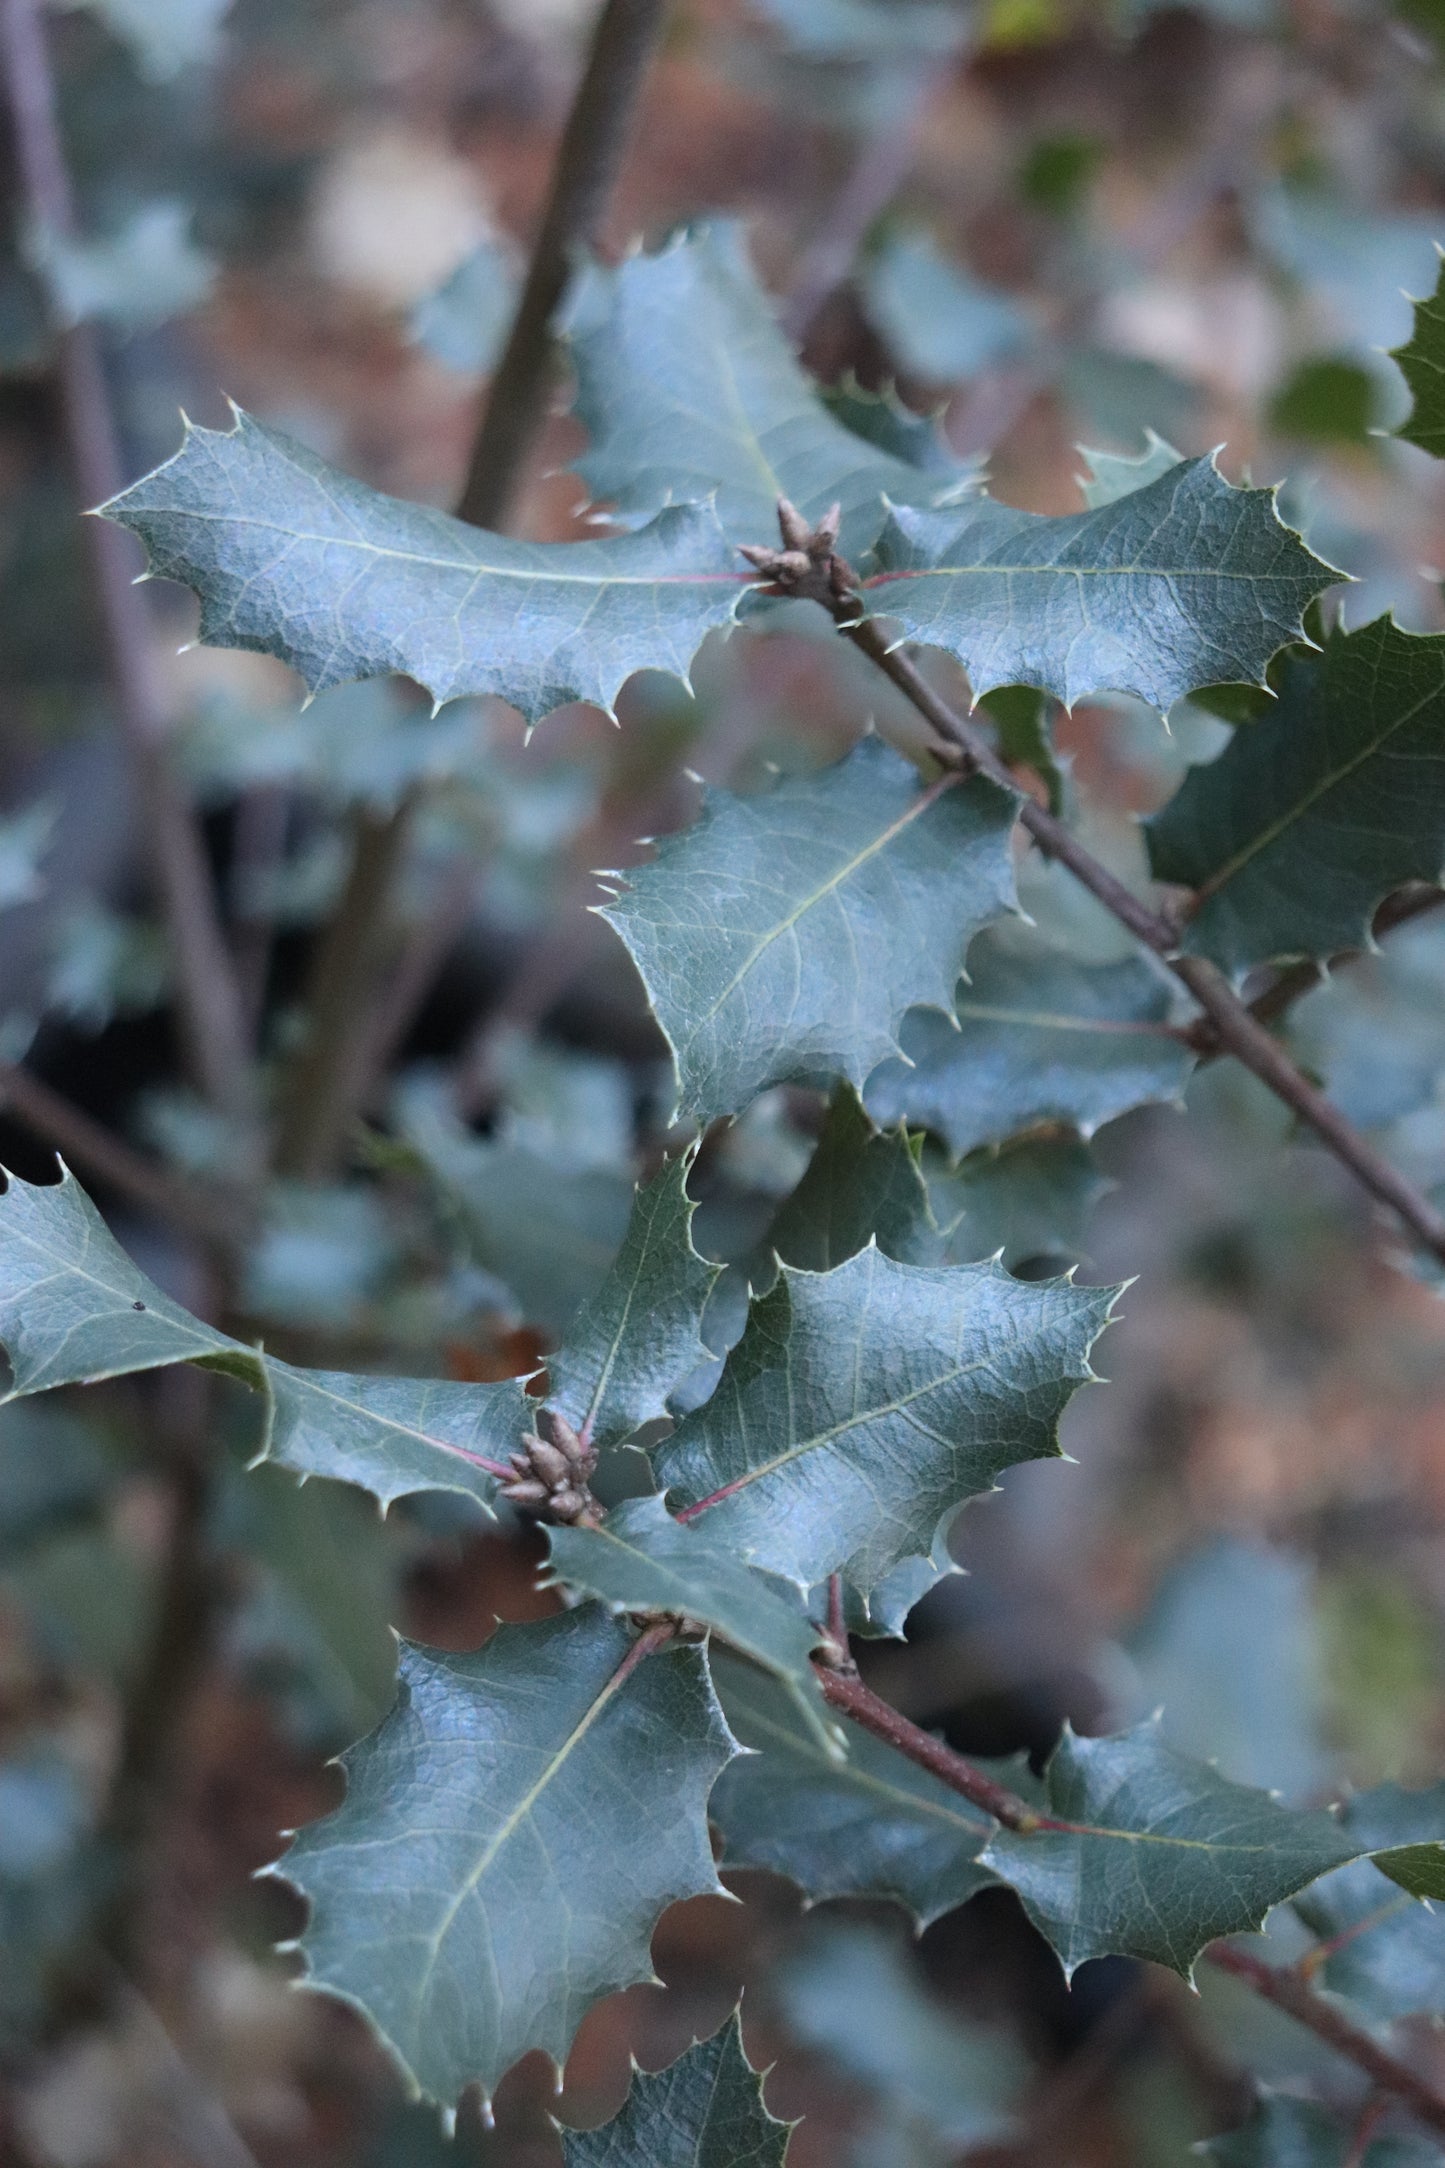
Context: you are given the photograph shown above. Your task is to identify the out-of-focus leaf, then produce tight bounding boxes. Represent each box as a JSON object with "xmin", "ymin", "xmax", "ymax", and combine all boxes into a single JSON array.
[
  {"xmin": 983, "ymin": 1718, "xmax": 1355, "ymax": 1978},
  {"xmin": 1288, "ymin": 911, "xmax": 1445, "ymax": 1131},
  {"xmin": 57, "ymin": 0, "xmax": 232, "ymax": 79},
  {"xmin": 1258, "ymin": 189, "xmax": 1443, "ymax": 355},
  {"xmin": 749, "ymin": 0, "xmax": 965, "ymax": 59},
  {"xmin": 778, "ymin": 1921, "xmax": 1024, "ymax": 2156},
  {"xmin": 977, "ymin": 685, "xmax": 1066, "ymax": 815},
  {"xmin": 600, "ymin": 737, "xmax": 1020, "ymax": 1125},
  {"xmin": 548, "ymin": 1496, "xmax": 837, "ymax": 1748},
  {"xmin": 0, "ymin": 1402, "xmax": 112, "ymax": 1558},
  {"xmin": 242, "ymin": 1183, "xmax": 399, "ymax": 1331},
  {"xmin": 1147, "ymin": 618, "xmax": 1445, "ymax": 978},
  {"xmin": 1293, "ymin": 1784, "xmax": 1445, "ymax": 2021},
  {"xmin": 654, "ymin": 1245, "xmax": 1116, "ymax": 1604},
  {"xmin": 860, "ymin": 231, "xmax": 1031, "ymax": 385},
  {"xmin": 865, "ymin": 924, "xmax": 1192, "ymax": 1159},
  {"xmin": 1205, "ymin": 2089, "xmax": 1441, "ymax": 2168},
  {"xmin": 860, "ymin": 458, "xmax": 1334, "ymax": 713},
  {"xmin": 1270, "ymin": 356, "xmax": 1380, "ymax": 447},
  {"xmin": 1123, "ymin": 1539, "xmax": 1330, "ymax": 1801},
  {"xmin": 1392, "ymin": 252, "xmax": 1445, "ymax": 460},
  {"xmin": 560, "ymin": 2010, "xmax": 789, "ymax": 2168},
  {"xmin": 0, "ymin": 1749, "xmax": 96, "ymax": 2052},
  {"xmin": 564, "ymin": 227, "xmax": 974, "ymax": 562},
  {"xmin": 820, "ymin": 380, "xmax": 978, "ymax": 483},
  {"xmin": 924, "ymin": 1133, "xmax": 1108, "ymax": 1269},
  {"xmin": 101, "ymin": 411, "xmax": 746, "ymax": 728},
  {"xmin": 46, "ymin": 902, "xmax": 170, "ymax": 1031},
  {"xmin": 767, "ymin": 1086, "xmax": 937, "ymax": 1271},
  {"xmin": 410, "ymin": 239, "xmax": 519, "ymax": 376},
  {"xmin": 279, "ymin": 1607, "xmax": 737, "ymax": 2104},
  {"xmin": 708, "ymin": 1649, "xmax": 1000, "ymax": 1927},
  {"xmin": 1076, "ymin": 434, "xmax": 1185, "ymax": 510},
  {"xmin": 0, "ymin": 800, "xmax": 55, "ymax": 911},
  {"xmin": 34, "ymin": 202, "xmax": 214, "ymax": 332},
  {"xmin": 549, "ymin": 1156, "xmax": 722, "ymax": 1452}
]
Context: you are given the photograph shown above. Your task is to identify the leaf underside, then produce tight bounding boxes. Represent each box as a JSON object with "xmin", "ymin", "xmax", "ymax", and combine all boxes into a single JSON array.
[
  {"xmin": 100, "ymin": 410, "xmax": 746, "ymax": 728},
  {"xmin": 280, "ymin": 1607, "xmax": 737, "ymax": 2105},
  {"xmin": 599, "ymin": 735, "xmax": 1020, "ymax": 1125},
  {"xmin": 1147, "ymin": 616, "xmax": 1445, "ymax": 977}
]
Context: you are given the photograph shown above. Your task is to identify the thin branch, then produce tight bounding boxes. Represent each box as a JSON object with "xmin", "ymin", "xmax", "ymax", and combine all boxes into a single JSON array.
[
  {"xmin": 0, "ymin": 1060, "xmax": 234, "ymax": 1250},
  {"xmin": 804, "ymin": 561, "xmax": 1445, "ymax": 1266},
  {"xmin": 814, "ymin": 1660, "xmax": 1445, "ymax": 2140},
  {"xmin": 0, "ymin": 0, "xmax": 256, "ymax": 1136},
  {"xmin": 1207, "ymin": 1946, "xmax": 1445, "ymax": 2141},
  {"xmin": 456, "ymin": 0, "xmax": 671, "ymax": 532}
]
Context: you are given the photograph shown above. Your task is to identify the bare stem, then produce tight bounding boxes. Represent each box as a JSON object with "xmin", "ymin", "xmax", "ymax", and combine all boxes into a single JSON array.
[
  {"xmin": 456, "ymin": 0, "xmax": 670, "ymax": 532},
  {"xmin": 813, "ymin": 1662, "xmax": 1045, "ymax": 1831},
  {"xmin": 834, "ymin": 605, "xmax": 1445, "ymax": 1266},
  {"xmin": 0, "ymin": 0, "xmax": 256, "ymax": 1136}
]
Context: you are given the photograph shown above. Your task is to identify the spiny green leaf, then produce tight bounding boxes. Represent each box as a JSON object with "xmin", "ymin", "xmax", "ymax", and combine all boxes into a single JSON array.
[
  {"xmin": 599, "ymin": 736, "xmax": 1020, "ymax": 1125},
  {"xmin": 820, "ymin": 379, "xmax": 978, "ymax": 483},
  {"xmin": 767, "ymin": 1085, "xmax": 938, "ymax": 1271},
  {"xmin": 925, "ymin": 1134, "xmax": 1109, "ymax": 1269},
  {"xmin": 1077, "ymin": 433, "xmax": 1184, "ymax": 509},
  {"xmin": 982, "ymin": 1718, "xmax": 1355, "ymax": 1980},
  {"xmin": 564, "ymin": 227, "xmax": 972, "ymax": 561},
  {"xmin": 1205, "ymin": 2089, "xmax": 1442, "ymax": 2168},
  {"xmin": 1293, "ymin": 1784, "xmax": 1445, "ymax": 2020},
  {"xmin": 1146, "ymin": 617, "xmax": 1445, "ymax": 977},
  {"xmin": 0, "ymin": 1168, "xmax": 521, "ymax": 1516},
  {"xmin": 99, "ymin": 410, "xmax": 746, "ymax": 729},
  {"xmin": 545, "ymin": 1496, "xmax": 838, "ymax": 1752},
  {"xmin": 859, "ymin": 456, "xmax": 1335, "ymax": 712},
  {"xmin": 560, "ymin": 2010, "xmax": 789, "ymax": 2168},
  {"xmin": 1391, "ymin": 251, "xmax": 1445, "ymax": 460},
  {"xmin": 549, "ymin": 1154, "xmax": 722, "ymax": 1453},
  {"xmin": 708, "ymin": 1649, "xmax": 1001, "ymax": 1928},
  {"xmin": 279, "ymin": 1607, "xmax": 737, "ymax": 2105},
  {"xmin": 654, "ymin": 1245, "xmax": 1116, "ymax": 1604},
  {"xmin": 866, "ymin": 925, "xmax": 1193, "ymax": 1159}
]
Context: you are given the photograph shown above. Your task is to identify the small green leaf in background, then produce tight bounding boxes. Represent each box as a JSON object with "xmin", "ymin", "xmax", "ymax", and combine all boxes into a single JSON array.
[
  {"xmin": 280, "ymin": 1607, "xmax": 737, "ymax": 2105},
  {"xmin": 548, "ymin": 1154, "xmax": 722, "ymax": 1453},
  {"xmin": 101, "ymin": 412, "xmax": 745, "ymax": 729},
  {"xmin": 866, "ymin": 922, "xmax": 1193, "ymax": 1159},
  {"xmin": 983, "ymin": 1718, "xmax": 1356, "ymax": 1978},
  {"xmin": 0, "ymin": 799, "xmax": 55, "ymax": 912},
  {"xmin": 708, "ymin": 1648, "xmax": 1004, "ymax": 1927},
  {"xmin": 766, "ymin": 1085, "xmax": 937, "ymax": 1271},
  {"xmin": 1291, "ymin": 1783, "xmax": 1445, "ymax": 2023},
  {"xmin": 560, "ymin": 2009, "xmax": 789, "ymax": 2168},
  {"xmin": 56, "ymin": 0, "xmax": 232, "ymax": 79},
  {"xmin": 410, "ymin": 238, "xmax": 519, "ymax": 376},
  {"xmin": 600, "ymin": 735, "xmax": 1019, "ymax": 1125},
  {"xmin": 545, "ymin": 1496, "xmax": 839, "ymax": 1753},
  {"xmin": 1269, "ymin": 355, "xmax": 1380, "ymax": 447},
  {"xmin": 1205, "ymin": 2088, "xmax": 1442, "ymax": 2168},
  {"xmin": 563, "ymin": 226, "xmax": 974, "ymax": 562},
  {"xmin": 1391, "ymin": 251, "xmax": 1445, "ymax": 461},
  {"xmin": 1373, "ymin": 1842, "xmax": 1445, "ymax": 1900},
  {"xmin": 34, "ymin": 201, "xmax": 215, "ymax": 333},
  {"xmin": 924, "ymin": 1133, "xmax": 1108, "ymax": 1269},
  {"xmin": 1147, "ymin": 617, "xmax": 1445, "ymax": 977},
  {"xmin": 655, "ymin": 1244, "xmax": 1116, "ymax": 1604},
  {"xmin": 861, "ymin": 455, "xmax": 1334, "ymax": 713},
  {"xmin": 977, "ymin": 684, "xmax": 1066, "ymax": 815}
]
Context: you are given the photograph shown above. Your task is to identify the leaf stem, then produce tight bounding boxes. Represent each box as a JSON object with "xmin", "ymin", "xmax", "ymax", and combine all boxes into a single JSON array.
[
  {"xmin": 812, "ymin": 1661, "xmax": 1046, "ymax": 1832},
  {"xmin": 834, "ymin": 604, "xmax": 1445, "ymax": 1267},
  {"xmin": 455, "ymin": 0, "xmax": 671, "ymax": 532},
  {"xmin": 0, "ymin": 0, "xmax": 256, "ymax": 1138}
]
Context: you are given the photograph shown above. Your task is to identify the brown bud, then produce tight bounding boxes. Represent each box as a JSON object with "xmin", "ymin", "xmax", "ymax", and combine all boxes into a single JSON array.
[
  {"xmin": 525, "ymin": 1437, "xmax": 574, "ymax": 1489},
  {"xmin": 777, "ymin": 496, "xmax": 811, "ymax": 551},
  {"xmin": 537, "ymin": 1407, "xmax": 591, "ymax": 1474},
  {"xmin": 813, "ymin": 501, "xmax": 842, "ymax": 554},
  {"xmin": 501, "ymin": 1478, "xmax": 549, "ymax": 1507},
  {"xmin": 550, "ymin": 1487, "xmax": 589, "ymax": 1522}
]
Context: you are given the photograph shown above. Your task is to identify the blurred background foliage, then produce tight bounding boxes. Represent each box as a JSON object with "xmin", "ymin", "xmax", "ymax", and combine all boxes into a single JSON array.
[{"xmin": 8, "ymin": 0, "xmax": 1445, "ymax": 2162}]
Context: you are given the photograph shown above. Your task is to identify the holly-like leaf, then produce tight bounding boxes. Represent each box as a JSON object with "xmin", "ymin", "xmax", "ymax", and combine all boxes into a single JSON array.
[
  {"xmin": 1179, "ymin": 630, "xmax": 1445, "ymax": 967},
  {"xmin": 0, "ymin": 1168, "xmax": 523, "ymax": 1516},
  {"xmin": 260, "ymin": 1362, "xmax": 526, "ymax": 1516},
  {"xmin": 564, "ymin": 227, "xmax": 972, "ymax": 562},
  {"xmin": 654, "ymin": 1245, "xmax": 1116, "ymax": 1603},
  {"xmin": 982, "ymin": 1718, "xmax": 1355, "ymax": 1980},
  {"xmin": 99, "ymin": 411, "xmax": 745, "ymax": 729},
  {"xmin": 1292, "ymin": 1784, "xmax": 1445, "ymax": 2021},
  {"xmin": 865, "ymin": 925, "xmax": 1193, "ymax": 1159},
  {"xmin": 1391, "ymin": 252, "xmax": 1445, "ymax": 461},
  {"xmin": 1148, "ymin": 618, "xmax": 1445, "ymax": 976},
  {"xmin": 0, "ymin": 1166, "xmax": 245, "ymax": 1397},
  {"xmin": 560, "ymin": 2010, "xmax": 789, "ymax": 2168},
  {"xmin": 925, "ymin": 1134, "xmax": 1109, "ymax": 1269},
  {"xmin": 545, "ymin": 1496, "xmax": 838, "ymax": 1752},
  {"xmin": 548, "ymin": 1155, "xmax": 722, "ymax": 1453},
  {"xmin": 767, "ymin": 1086, "xmax": 938, "ymax": 1271},
  {"xmin": 821, "ymin": 380, "xmax": 978, "ymax": 484},
  {"xmin": 708, "ymin": 1650, "xmax": 1001, "ymax": 1928},
  {"xmin": 279, "ymin": 1607, "xmax": 737, "ymax": 2105},
  {"xmin": 859, "ymin": 456, "xmax": 1335, "ymax": 712},
  {"xmin": 1077, "ymin": 433, "xmax": 1185, "ymax": 509},
  {"xmin": 599, "ymin": 736, "xmax": 1019, "ymax": 1125},
  {"xmin": 1205, "ymin": 2090, "xmax": 1441, "ymax": 2168}
]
